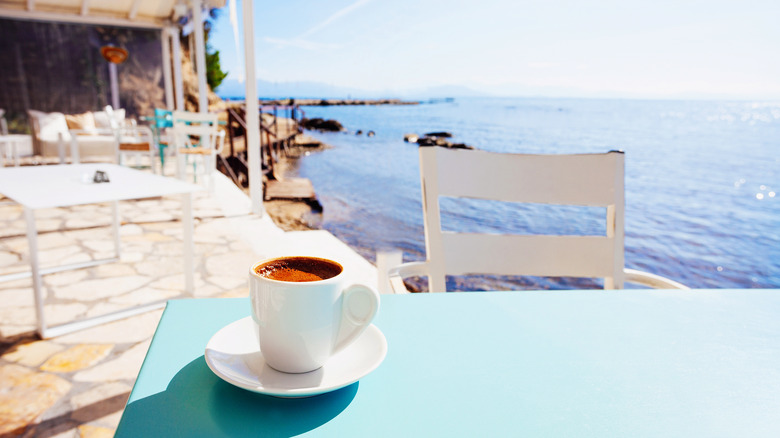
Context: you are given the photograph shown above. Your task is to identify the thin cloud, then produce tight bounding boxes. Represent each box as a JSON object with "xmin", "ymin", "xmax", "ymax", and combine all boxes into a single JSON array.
[
  {"xmin": 299, "ymin": 0, "xmax": 373, "ymax": 39},
  {"xmin": 263, "ymin": 36, "xmax": 341, "ymax": 51},
  {"xmin": 263, "ymin": 0, "xmax": 371, "ymax": 51}
]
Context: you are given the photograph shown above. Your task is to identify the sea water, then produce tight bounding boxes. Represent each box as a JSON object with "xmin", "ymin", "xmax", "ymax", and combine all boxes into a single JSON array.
[{"xmin": 294, "ymin": 97, "xmax": 779, "ymax": 290}]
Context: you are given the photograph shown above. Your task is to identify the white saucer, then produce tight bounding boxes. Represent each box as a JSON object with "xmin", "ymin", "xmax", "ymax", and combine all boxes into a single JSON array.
[{"xmin": 205, "ymin": 317, "xmax": 387, "ymax": 398}]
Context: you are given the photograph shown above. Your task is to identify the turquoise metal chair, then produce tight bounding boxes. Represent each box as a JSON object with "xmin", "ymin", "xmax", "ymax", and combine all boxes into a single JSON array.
[{"xmin": 150, "ymin": 108, "xmax": 173, "ymax": 169}]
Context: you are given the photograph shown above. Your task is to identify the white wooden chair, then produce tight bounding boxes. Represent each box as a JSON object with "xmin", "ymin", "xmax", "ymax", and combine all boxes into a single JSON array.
[
  {"xmin": 380, "ymin": 147, "xmax": 689, "ymax": 293},
  {"xmin": 117, "ymin": 125, "xmax": 158, "ymax": 173},
  {"xmin": 171, "ymin": 111, "xmax": 225, "ymax": 193}
]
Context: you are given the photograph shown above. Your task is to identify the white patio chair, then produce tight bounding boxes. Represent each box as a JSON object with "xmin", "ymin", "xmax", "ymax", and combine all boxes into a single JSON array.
[
  {"xmin": 171, "ymin": 111, "xmax": 225, "ymax": 193},
  {"xmin": 380, "ymin": 147, "xmax": 689, "ymax": 293},
  {"xmin": 117, "ymin": 125, "xmax": 158, "ymax": 173}
]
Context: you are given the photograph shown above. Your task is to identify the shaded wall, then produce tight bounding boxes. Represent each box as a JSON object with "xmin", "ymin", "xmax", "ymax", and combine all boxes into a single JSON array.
[{"xmin": 0, "ymin": 18, "xmax": 164, "ymax": 132}]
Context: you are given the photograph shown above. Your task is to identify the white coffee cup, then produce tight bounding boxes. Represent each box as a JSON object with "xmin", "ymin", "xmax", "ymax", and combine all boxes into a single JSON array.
[{"xmin": 249, "ymin": 256, "xmax": 380, "ymax": 374}]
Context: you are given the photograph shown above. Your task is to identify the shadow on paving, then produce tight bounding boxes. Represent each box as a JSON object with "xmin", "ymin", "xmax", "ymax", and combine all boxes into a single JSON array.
[{"xmin": 0, "ymin": 391, "xmax": 130, "ymax": 438}]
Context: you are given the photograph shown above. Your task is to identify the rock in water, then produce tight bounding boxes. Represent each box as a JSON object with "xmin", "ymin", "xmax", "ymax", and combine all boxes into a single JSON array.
[
  {"xmin": 424, "ymin": 131, "xmax": 453, "ymax": 138},
  {"xmin": 300, "ymin": 118, "xmax": 344, "ymax": 132}
]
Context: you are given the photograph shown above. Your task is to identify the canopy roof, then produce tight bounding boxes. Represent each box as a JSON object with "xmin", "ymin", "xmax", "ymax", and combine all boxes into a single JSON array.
[{"xmin": 0, "ymin": 0, "xmax": 225, "ymax": 29}]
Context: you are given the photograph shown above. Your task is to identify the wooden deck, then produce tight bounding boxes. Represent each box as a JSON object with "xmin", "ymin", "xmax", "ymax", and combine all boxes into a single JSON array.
[{"xmin": 265, "ymin": 177, "xmax": 315, "ymax": 199}]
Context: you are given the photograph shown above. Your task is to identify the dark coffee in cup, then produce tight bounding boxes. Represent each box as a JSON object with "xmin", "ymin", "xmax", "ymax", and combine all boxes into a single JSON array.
[{"xmin": 254, "ymin": 256, "xmax": 342, "ymax": 282}]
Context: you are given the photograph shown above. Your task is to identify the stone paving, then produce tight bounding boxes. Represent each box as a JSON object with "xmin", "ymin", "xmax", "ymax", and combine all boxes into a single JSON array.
[{"xmin": 0, "ymin": 167, "xmax": 377, "ymax": 437}]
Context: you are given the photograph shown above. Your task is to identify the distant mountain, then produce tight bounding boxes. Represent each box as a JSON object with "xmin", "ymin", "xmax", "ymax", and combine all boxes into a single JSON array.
[
  {"xmin": 400, "ymin": 84, "xmax": 488, "ymax": 99},
  {"xmin": 217, "ymin": 79, "xmax": 489, "ymax": 100},
  {"xmin": 217, "ymin": 78, "xmax": 377, "ymax": 100}
]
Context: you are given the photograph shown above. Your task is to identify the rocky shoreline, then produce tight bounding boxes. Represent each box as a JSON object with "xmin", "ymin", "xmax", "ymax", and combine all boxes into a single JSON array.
[{"xmin": 225, "ymin": 98, "xmax": 419, "ymax": 107}]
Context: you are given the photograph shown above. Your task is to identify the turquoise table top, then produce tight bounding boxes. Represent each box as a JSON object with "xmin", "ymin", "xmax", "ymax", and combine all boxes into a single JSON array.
[{"xmin": 116, "ymin": 290, "xmax": 780, "ymax": 437}]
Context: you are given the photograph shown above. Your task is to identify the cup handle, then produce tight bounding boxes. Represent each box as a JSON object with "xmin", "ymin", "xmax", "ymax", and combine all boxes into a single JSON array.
[{"xmin": 333, "ymin": 284, "xmax": 380, "ymax": 354}]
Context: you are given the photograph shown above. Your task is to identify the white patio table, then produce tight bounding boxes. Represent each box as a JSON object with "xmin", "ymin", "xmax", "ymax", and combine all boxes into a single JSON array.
[
  {"xmin": 0, "ymin": 134, "xmax": 33, "ymax": 167},
  {"xmin": 0, "ymin": 163, "xmax": 202, "ymax": 338},
  {"xmin": 117, "ymin": 290, "xmax": 780, "ymax": 437}
]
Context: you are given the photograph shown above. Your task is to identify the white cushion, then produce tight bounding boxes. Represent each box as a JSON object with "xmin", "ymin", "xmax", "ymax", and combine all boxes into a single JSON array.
[
  {"xmin": 93, "ymin": 108, "xmax": 125, "ymax": 129},
  {"xmin": 28, "ymin": 110, "xmax": 71, "ymax": 142},
  {"xmin": 40, "ymin": 135, "xmax": 117, "ymax": 159}
]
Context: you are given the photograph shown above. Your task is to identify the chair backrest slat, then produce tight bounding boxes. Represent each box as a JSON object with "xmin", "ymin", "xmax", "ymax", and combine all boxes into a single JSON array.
[
  {"xmin": 442, "ymin": 233, "xmax": 617, "ymax": 278},
  {"xmin": 432, "ymin": 147, "xmax": 621, "ymax": 206},
  {"xmin": 418, "ymin": 146, "xmax": 625, "ymax": 291},
  {"xmin": 171, "ymin": 111, "xmax": 219, "ymax": 150}
]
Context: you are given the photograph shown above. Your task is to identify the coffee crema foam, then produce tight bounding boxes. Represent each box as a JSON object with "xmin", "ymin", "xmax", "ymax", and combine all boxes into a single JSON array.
[{"xmin": 255, "ymin": 257, "xmax": 342, "ymax": 282}]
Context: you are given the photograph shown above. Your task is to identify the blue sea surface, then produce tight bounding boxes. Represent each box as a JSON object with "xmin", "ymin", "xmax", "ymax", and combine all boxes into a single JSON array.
[{"xmin": 293, "ymin": 97, "xmax": 779, "ymax": 290}]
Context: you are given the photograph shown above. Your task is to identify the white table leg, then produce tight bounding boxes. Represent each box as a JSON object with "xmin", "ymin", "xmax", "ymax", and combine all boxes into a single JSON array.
[
  {"xmin": 182, "ymin": 192, "xmax": 194, "ymax": 294},
  {"xmin": 177, "ymin": 152, "xmax": 185, "ymax": 181},
  {"xmin": 57, "ymin": 133, "xmax": 66, "ymax": 164},
  {"xmin": 70, "ymin": 137, "xmax": 80, "ymax": 164},
  {"xmin": 24, "ymin": 207, "xmax": 47, "ymax": 337},
  {"xmin": 112, "ymin": 201, "xmax": 121, "ymax": 259}
]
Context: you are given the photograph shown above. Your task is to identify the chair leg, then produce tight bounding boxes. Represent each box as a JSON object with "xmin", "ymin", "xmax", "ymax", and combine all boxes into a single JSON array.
[{"xmin": 177, "ymin": 153, "xmax": 185, "ymax": 181}]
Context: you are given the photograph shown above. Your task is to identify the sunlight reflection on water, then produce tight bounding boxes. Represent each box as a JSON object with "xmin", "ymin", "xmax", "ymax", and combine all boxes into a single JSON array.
[{"xmin": 297, "ymin": 98, "xmax": 780, "ymax": 290}]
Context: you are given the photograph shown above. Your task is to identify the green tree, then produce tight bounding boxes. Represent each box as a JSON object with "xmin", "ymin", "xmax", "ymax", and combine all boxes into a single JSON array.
[
  {"xmin": 204, "ymin": 9, "xmax": 227, "ymax": 92},
  {"xmin": 205, "ymin": 44, "xmax": 227, "ymax": 91}
]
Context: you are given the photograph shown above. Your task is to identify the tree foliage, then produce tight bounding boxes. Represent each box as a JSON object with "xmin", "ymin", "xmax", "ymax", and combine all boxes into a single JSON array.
[
  {"xmin": 204, "ymin": 9, "xmax": 227, "ymax": 92},
  {"xmin": 205, "ymin": 45, "xmax": 227, "ymax": 91}
]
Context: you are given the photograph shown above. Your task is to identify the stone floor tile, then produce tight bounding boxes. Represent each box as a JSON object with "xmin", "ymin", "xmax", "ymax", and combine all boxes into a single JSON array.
[
  {"xmin": 0, "ymin": 250, "xmax": 19, "ymax": 265},
  {"xmin": 218, "ymin": 286, "xmax": 249, "ymax": 298},
  {"xmin": 0, "ymin": 305, "xmax": 36, "ymax": 326},
  {"xmin": 0, "ymin": 236, "xmax": 29, "ymax": 254},
  {"xmin": 70, "ymin": 382, "xmax": 131, "ymax": 425},
  {"xmin": 59, "ymin": 253, "xmax": 97, "ymax": 267},
  {"xmin": 55, "ymin": 310, "xmax": 162, "ymax": 344},
  {"xmin": 118, "ymin": 252, "xmax": 144, "ymax": 263},
  {"xmin": 2, "ymin": 341, "xmax": 65, "ymax": 367},
  {"xmin": 118, "ymin": 224, "xmax": 143, "ymax": 236},
  {"xmin": 193, "ymin": 234, "xmax": 228, "ymax": 244},
  {"xmin": 206, "ymin": 251, "xmax": 259, "ymax": 278},
  {"xmin": 148, "ymin": 273, "xmax": 205, "ymax": 291},
  {"xmin": 83, "ymin": 302, "xmax": 130, "ymax": 319},
  {"xmin": 192, "ymin": 284, "xmax": 223, "ymax": 298},
  {"xmin": 0, "ymin": 364, "xmax": 71, "ymax": 435},
  {"xmin": 143, "ymin": 221, "xmax": 180, "ymax": 232},
  {"xmin": 229, "ymin": 241, "xmax": 253, "ymax": 251},
  {"xmin": 40, "ymin": 344, "xmax": 113, "ymax": 373},
  {"xmin": 0, "ymin": 287, "xmax": 35, "ymax": 307},
  {"xmin": 77, "ymin": 424, "xmax": 114, "ymax": 438},
  {"xmin": 36, "ymin": 218, "xmax": 64, "ymax": 231},
  {"xmin": 82, "ymin": 240, "xmax": 117, "ymax": 253},
  {"xmin": 45, "ymin": 270, "xmax": 89, "ymax": 287},
  {"xmin": 48, "ymin": 303, "xmax": 90, "ymax": 326},
  {"xmin": 134, "ymin": 212, "xmax": 175, "ymax": 222},
  {"xmin": 134, "ymin": 258, "xmax": 184, "ymax": 278},
  {"xmin": 94, "ymin": 263, "xmax": 136, "ymax": 278},
  {"xmin": 73, "ymin": 340, "xmax": 151, "ymax": 382},
  {"xmin": 53, "ymin": 276, "xmax": 151, "ymax": 301},
  {"xmin": 154, "ymin": 242, "xmax": 184, "ymax": 257},
  {"xmin": 109, "ymin": 287, "xmax": 181, "ymax": 306},
  {"xmin": 38, "ymin": 246, "xmax": 82, "ymax": 265},
  {"xmin": 0, "ymin": 324, "xmax": 36, "ymax": 338},
  {"xmin": 206, "ymin": 275, "xmax": 247, "ymax": 290},
  {"xmin": 22, "ymin": 421, "xmax": 80, "ymax": 438},
  {"xmin": 121, "ymin": 232, "xmax": 174, "ymax": 243},
  {"xmin": 0, "ymin": 277, "xmax": 32, "ymax": 290},
  {"xmin": 195, "ymin": 219, "xmax": 237, "ymax": 238},
  {"xmin": 64, "ymin": 219, "xmax": 101, "ymax": 229},
  {"xmin": 37, "ymin": 233, "xmax": 78, "ymax": 251},
  {"xmin": 33, "ymin": 208, "xmax": 68, "ymax": 219}
]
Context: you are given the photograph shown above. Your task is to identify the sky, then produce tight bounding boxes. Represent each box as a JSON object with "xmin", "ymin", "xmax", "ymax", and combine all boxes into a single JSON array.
[{"xmin": 207, "ymin": 0, "xmax": 780, "ymax": 100}]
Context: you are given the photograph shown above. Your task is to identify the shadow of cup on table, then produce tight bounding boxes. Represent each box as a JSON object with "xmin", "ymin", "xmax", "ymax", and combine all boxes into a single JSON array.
[{"xmin": 119, "ymin": 356, "xmax": 358, "ymax": 437}]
